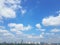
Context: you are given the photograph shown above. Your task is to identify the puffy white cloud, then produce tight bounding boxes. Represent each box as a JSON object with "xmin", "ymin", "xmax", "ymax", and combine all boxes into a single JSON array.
[
  {"xmin": 24, "ymin": 25, "xmax": 32, "ymax": 30},
  {"xmin": 36, "ymin": 23, "xmax": 45, "ymax": 32},
  {"xmin": 0, "ymin": 0, "xmax": 26, "ymax": 21},
  {"xmin": 8, "ymin": 23, "xmax": 16, "ymax": 27},
  {"xmin": 36, "ymin": 23, "xmax": 41, "ymax": 29},
  {"xmin": 8, "ymin": 23, "xmax": 32, "ymax": 31},
  {"xmin": 0, "ymin": 0, "xmax": 17, "ymax": 19},
  {"xmin": 0, "ymin": 7, "xmax": 16, "ymax": 18},
  {"xmin": 42, "ymin": 15, "xmax": 60, "ymax": 26},
  {"xmin": 51, "ymin": 28, "xmax": 60, "ymax": 32},
  {"xmin": 10, "ymin": 28, "xmax": 23, "ymax": 34}
]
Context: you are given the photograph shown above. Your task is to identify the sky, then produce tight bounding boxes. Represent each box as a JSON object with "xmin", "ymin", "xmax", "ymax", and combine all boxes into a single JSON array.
[{"xmin": 0, "ymin": 0, "xmax": 60, "ymax": 43}]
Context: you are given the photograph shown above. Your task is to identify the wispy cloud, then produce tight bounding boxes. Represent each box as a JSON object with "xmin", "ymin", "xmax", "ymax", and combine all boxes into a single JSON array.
[{"xmin": 51, "ymin": 28, "xmax": 60, "ymax": 32}]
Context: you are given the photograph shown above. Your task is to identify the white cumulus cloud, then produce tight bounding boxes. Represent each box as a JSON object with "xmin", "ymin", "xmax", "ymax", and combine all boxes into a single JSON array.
[
  {"xmin": 36, "ymin": 23, "xmax": 41, "ymax": 29},
  {"xmin": 35, "ymin": 23, "xmax": 45, "ymax": 32},
  {"xmin": 8, "ymin": 23, "xmax": 32, "ymax": 31},
  {"xmin": 0, "ymin": 7, "xmax": 16, "ymax": 18},
  {"xmin": 0, "ymin": 0, "xmax": 26, "ymax": 21},
  {"xmin": 42, "ymin": 15, "xmax": 60, "ymax": 26}
]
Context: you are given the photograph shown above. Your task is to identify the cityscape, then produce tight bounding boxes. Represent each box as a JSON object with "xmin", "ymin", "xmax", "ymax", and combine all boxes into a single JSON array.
[{"xmin": 0, "ymin": 42, "xmax": 60, "ymax": 45}]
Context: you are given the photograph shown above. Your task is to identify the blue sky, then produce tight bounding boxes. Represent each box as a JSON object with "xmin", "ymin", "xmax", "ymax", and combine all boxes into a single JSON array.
[{"xmin": 0, "ymin": 0, "xmax": 60, "ymax": 43}]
